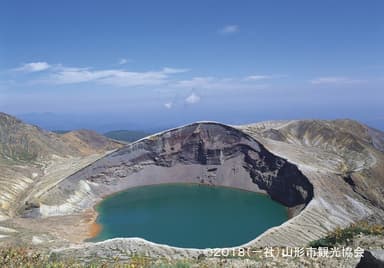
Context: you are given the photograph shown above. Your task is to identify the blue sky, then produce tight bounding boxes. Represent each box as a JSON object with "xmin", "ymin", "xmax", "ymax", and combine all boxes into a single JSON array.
[{"xmin": 0, "ymin": 0, "xmax": 383, "ymax": 131}]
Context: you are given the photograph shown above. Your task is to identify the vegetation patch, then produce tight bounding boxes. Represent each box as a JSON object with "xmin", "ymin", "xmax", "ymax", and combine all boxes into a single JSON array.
[
  {"xmin": 309, "ymin": 221, "xmax": 384, "ymax": 248},
  {"xmin": 0, "ymin": 247, "xmax": 201, "ymax": 268}
]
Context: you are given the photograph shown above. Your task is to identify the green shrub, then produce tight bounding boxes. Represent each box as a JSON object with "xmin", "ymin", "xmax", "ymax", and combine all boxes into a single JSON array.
[{"xmin": 309, "ymin": 221, "xmax": 384, "ymax": 248}]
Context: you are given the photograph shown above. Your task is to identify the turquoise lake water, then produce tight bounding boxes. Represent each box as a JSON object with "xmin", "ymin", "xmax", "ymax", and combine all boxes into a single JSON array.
[{"xmin": 90, "ymin": 184, "xmax": 287, "ymax": 248}]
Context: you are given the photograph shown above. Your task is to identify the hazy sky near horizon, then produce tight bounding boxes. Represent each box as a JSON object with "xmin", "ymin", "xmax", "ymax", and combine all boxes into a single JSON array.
[{"xmin": 0, "ymin": 0, "xmax": 383, "ymax": 130}]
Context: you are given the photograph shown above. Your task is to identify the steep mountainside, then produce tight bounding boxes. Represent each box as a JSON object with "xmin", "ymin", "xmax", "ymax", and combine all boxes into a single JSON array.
[
  {"xmin": 0, "ymin": 113, "xmax": 74, "ymax": 162},
  {"xmin": 240, "ymin": 119, "xmax": 384, "ymax": 211},
  {"xmin": 241, "ymin": 119, "xmax": 384, "ymax": 155},
  {"xmin": 36, "ymin": 122, "xmax": 313, "ymax": 215},
  {"xmin": 0, "ymin": 112, "xmax": 122, "ymax": 163},
  {"xmin": 0, "ymin": 112, "xmax": 123, "ymax": 218}
]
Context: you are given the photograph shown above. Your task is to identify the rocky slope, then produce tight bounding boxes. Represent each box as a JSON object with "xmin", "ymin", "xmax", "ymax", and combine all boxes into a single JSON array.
[
  {"xmin": 0, "ymin": 112, "xmax": 122, "ymax": 162},
  {"xmin": 16, "ymin": 119, "xmax": 382, "ymax": 259},
  {"xmin": 0, "ymin": 112, "xmax": 123, "ymax": 219},
  {"xmin": 0, "ymin": 114, "xmax": 383, "ymax": 264},
  {"xmin": 240, "ymin": 119, "xmax": 384, "ymax": 211},
  {"xmin": 36, "ymin": 122, "xmax": 313, "ymax": 217}
]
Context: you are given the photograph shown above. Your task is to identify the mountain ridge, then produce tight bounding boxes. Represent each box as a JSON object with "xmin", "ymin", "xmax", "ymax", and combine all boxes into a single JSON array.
[
  {"xmin": 0, "ymin": 112, "xmax": 383, "ymax": 264},
  {"xmin": 0, "ymin": 112, "xmax": 123, "ymax": 163},
  {"xmin": 0, "ymin": 112, "xmax": 123, "ymax": 218}
]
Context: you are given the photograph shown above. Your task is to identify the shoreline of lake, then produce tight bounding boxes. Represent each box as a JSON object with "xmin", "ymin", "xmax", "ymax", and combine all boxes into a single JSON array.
[{"xmin": 88, "ymin": 183, "xmax": 288, "ymax": 248}]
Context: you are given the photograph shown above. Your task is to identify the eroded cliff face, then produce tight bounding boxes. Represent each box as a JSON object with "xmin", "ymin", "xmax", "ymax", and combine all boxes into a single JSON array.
[
  {"xmin": 240, "ymin": 119, "xmax": 384, "ymax": 212},
  {"xmin": 37, "ymin": 122, "xmax": 313, "ymax": 217}
]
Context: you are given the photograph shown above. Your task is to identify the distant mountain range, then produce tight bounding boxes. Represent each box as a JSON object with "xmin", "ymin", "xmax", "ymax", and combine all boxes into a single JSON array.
[
  {"xmin": 52, "ymin": 129, "xmax": 150, "ymax": 143},
  {"xmin": 103, "ymin": 130, "xmax": 151, "ymax": 142},
  {"xmin": 16, "ymin": 112, "xmax": 171, "ymax": 133},
  {"xmin": 16, "ymin": 112, "xmax": 384, "ymax": 134}
]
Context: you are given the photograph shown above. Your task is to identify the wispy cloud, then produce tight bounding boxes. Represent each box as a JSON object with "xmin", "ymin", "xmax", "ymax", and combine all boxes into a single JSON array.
[
  {"xmin": 162, "ymin": 67, "xmax": 189, "ymax": 74},
  {"xmin": 246, "ymin": 75, "xmax": 272, "ymax": 81},
  {"xmin": 21, "ymin": 63, "xmax": 189, "ymax": 87},
  {"xmin": 8, "ymin": 61, "xmax": 276, "ymax": 92},
  {"xmin": 310, "ymin": 76, "xmax": 365, "ymax": 85},
  {"xmin": 164, "ymin": 102, "xmax": 173, "ymax": 109},
  {"xmin": 175, "ymin": 77, "xmax": 217, "ymax": 89},
  {"xmin": 14, "ymin": 62, "xmax": 51, "ymax": 72},
  {"xmin": 245, "ymin": 74, "xmax": 288, "ymax": 81},
  {"xmin": 185, "ymin": 92, "xmax": 201, "ymax": 104},
  {"xmin": 50, "ymin": 68, "xmax": 168, "ymax": 86},
  {"xmin": 219, "ymin": 25, "xmax": 239, "ymax": 35},
  {"xmin": 174, "ymin": 76, "xmax": 270, "ymax": 90},
  {"xmin": 118, "ymin": 58, "xmax": 129, "ymax": 65}
]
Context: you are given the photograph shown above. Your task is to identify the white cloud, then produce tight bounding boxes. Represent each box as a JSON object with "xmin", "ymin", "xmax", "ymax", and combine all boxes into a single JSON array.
[
  {"xmin": 185, "ymin": 93, "xmax": 201, "ymax": 104},
  {"xmin": 52, "ymin": 69, "xmax": 168, "ymax": 86},
  {"xmin": 176, "ymin": 77, "xmax": 217, "ymax": 88},
  {"xmin": 174, "ymin": 76, "xmax": 269, "ymax": 90},
  {"xmin": 10, "ymin": 61, "xmax": 277, "ymax": 92},
  {"xmin": 310, "ymin": 76, "xmax": 364, "ymax": 85},
  {"xmin": 28, "ymin": 63, "xmax": 189, "ymax": 87},
  {"xmin": 246, "ymin": 75, "xmax": 273, "ymax": 81},
  {"xmin": 219, "ymin": 25, "xmax": 239, "ymax": 35},
  {"xmin": 245, "ymin": 74, "xmax": 288, "ymax": 81},
  {"xmin": 15, "ymin": 62, "xmax": 51, "ymax": 72},
  {"xmin": 118, "ymin": 58, "xmax": 129, "ymax": 65},
  {"xmin": 162, "ymin": 67, "xmax": 189, "ymax": 74},
  {"xmin": 164, "ymin": 102, "xmax": 173, "ymax": 109}
]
